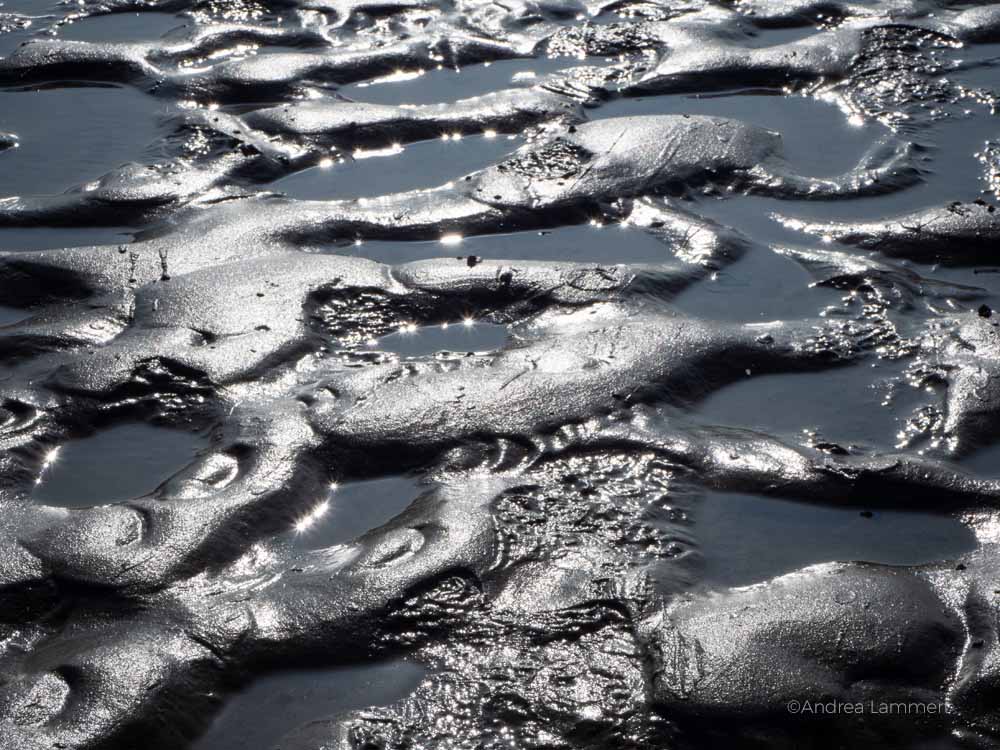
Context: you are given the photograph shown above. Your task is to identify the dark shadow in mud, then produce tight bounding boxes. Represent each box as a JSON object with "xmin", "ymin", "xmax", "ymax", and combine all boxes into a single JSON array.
[
  {"xmin": 692, "ymin": 490, "xmax": 976, "ymax": 587},
  {"xmin": 958, "ymin": 442, "xmax": 1000, "ymax": 476},
  {"xmin": 191, "ymin": 659, "xmax": 427, "ymax": 750},
  {"xmin": 32, "ymin": 423, "xmax": 210, "ymax": 507},
  {"xmin": 951, "ymin": 43, "xmax": 1000, "ymax": 90},
  {"xmin": 0, "ymin": 303, "xmax": 30, "ymax": 326}
]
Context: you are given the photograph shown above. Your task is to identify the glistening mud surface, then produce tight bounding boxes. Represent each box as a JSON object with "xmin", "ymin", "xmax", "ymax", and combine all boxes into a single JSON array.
[{"xmin": 3, "ymin": 1, "xmax": 1000, "ymax": 749}]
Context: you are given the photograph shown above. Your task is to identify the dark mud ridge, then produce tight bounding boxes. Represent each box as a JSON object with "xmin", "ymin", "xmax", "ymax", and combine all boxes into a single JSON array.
[{"xmin": 3, "ymin": 0, "xmax": 1000, "ymax": 748}]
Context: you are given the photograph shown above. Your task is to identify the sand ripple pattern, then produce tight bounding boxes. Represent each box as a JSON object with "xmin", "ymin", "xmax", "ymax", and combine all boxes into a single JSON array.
[{"xmin": 2, "ymin": 0, "xmax": 1000, "ymax": 748}]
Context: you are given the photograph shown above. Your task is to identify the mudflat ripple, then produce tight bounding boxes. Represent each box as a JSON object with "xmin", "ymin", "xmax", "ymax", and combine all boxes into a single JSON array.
[{"xmin": 2, "ymin": 0, "xmax": 1000, "ymax": 748}]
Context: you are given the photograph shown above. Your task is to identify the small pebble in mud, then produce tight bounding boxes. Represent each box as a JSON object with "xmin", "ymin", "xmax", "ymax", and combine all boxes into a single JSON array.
[
  {"xmin": 466, "ymin": 255, "xmax": 481, "ymax": 268},
  {"xmin": 859, "ymin": 510, "xmax": 874, "ymax": 518},
  {"xmin": 979, "ymin": 304, "xmax": 993, "ymax": 318}
]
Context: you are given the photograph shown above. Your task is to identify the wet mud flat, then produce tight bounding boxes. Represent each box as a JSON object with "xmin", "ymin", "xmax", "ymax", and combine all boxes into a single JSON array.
[{"xmin": 2, "ymin": 0, "xmax": 1000, "ymax": 748}]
